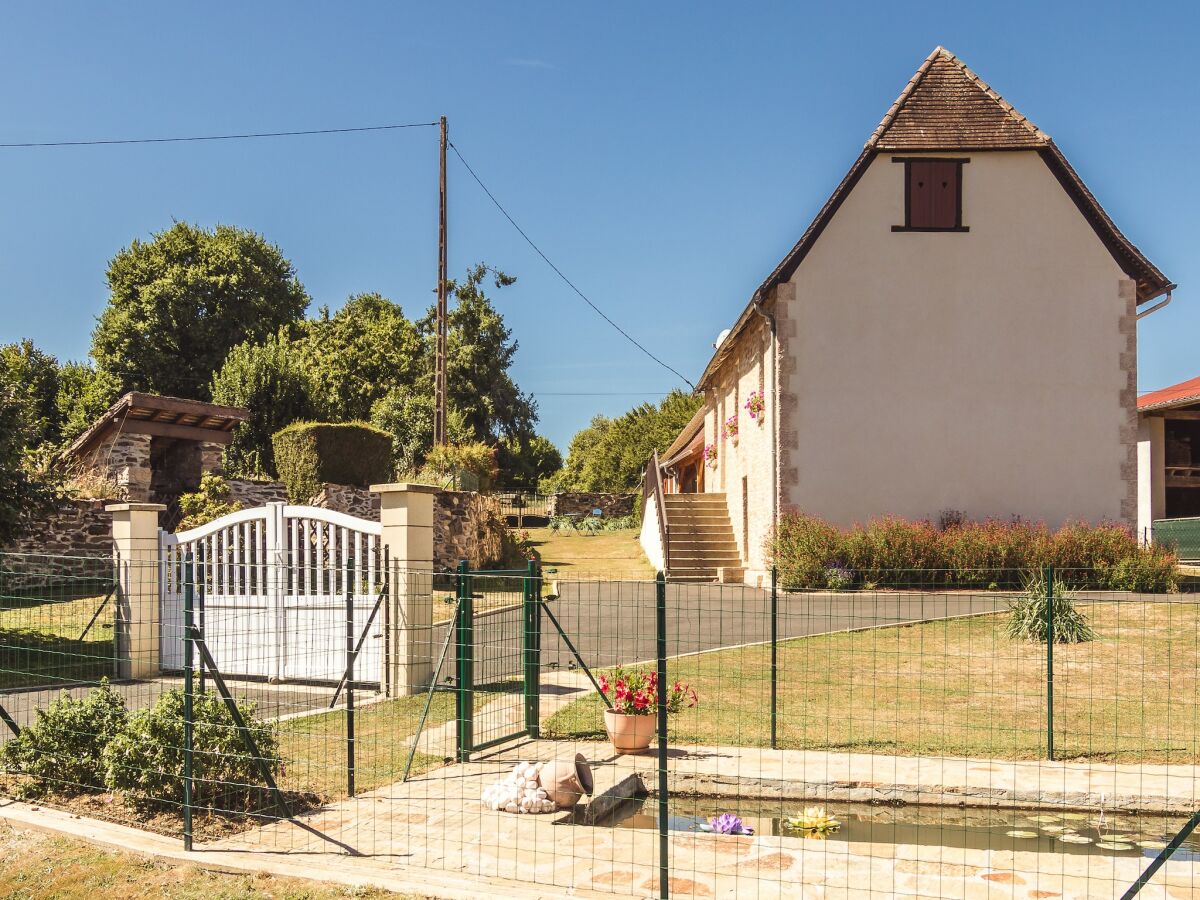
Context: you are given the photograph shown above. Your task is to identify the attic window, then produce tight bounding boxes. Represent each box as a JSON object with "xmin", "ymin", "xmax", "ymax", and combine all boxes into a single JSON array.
[{"xmin": 892, "ymin": 157, "xmax": 969, "ymax": 232}]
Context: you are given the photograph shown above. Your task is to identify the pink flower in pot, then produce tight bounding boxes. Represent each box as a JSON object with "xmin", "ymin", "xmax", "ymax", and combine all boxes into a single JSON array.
[{"xmin": 600, "ymin": 665, "xmax": 699, "ymax": 755}]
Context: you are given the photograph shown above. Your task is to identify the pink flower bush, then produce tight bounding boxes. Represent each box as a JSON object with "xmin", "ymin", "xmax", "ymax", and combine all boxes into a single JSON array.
[
  {"xmin": 721, "ymin": 414, "xmax": 739, "ymax": 442},
  {"xmin": 598, "ymin": 666, "xmax": 699, "ymax": 717},
  {"xmin": 704, "ymin": 443, "xmax": 718, "ymax": 469}
]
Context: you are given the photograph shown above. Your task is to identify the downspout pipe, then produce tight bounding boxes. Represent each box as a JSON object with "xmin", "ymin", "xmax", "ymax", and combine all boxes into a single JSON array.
[{"xmin": 751, "ymin": 291, "xmax": 779, "ymax": 576}]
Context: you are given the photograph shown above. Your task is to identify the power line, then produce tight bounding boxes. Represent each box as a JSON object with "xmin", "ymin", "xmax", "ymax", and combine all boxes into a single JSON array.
[
  {"xmin": 447, "ymin": 139, "xmax": 697, "ymax": 392},
  {"xmin": 0, "ymin": 121, "xmax": 439, "ymax": 149}
]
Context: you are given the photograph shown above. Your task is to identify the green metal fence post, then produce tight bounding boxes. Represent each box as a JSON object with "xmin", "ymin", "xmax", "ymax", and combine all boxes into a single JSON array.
[
  {"xmin": 345, "ymin": 557, "xmax": 356, "ymax": 797},
  {"xmin": 182, "ymin": 553, "xmax": 195, "ymax": 852},
  {"xmin": 770, "ymin": 565, "xmax": 778, "ymax": 751},
  {"xmin": 1045, "ymin": 564, "xmax": 1055, "ymax": 762},
  {"xmin": 455, "ymin": 559, "xmax": 474, "ymax": 761},
  {"xmin": 656, "ymin": 571, "xmax": 669, "ymax": 900},
  {"xmin": 524, "ymin": 558, "xmax": 541, "ymax": 738}
]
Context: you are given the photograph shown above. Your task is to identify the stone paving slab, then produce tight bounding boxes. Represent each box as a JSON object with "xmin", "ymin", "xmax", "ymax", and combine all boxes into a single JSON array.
[{"xmin": 205, "ymin": 745, "xmax": 1200, "ymax": 899}]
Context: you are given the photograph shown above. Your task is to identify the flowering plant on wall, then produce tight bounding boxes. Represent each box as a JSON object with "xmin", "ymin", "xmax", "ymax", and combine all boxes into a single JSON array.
[
  {"xmin": 744, "ymin": 391, "xmax": 766, "ymax": 422},
  {"xmin": 704, "ymin": 443, "xmax": 718, "ymax": 469},
  {"xmin": 721, "ymin": 414, "xmax": 739, "ymax": 446}
]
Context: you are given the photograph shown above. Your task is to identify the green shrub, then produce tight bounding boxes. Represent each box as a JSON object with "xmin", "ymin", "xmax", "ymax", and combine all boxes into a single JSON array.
[
  {"xmin": 177, "ymin": 473, "xmax": 244, "ymax": 531},
  {"xmin": 769, "ymin": 513, "xmax": 845, "ymax": 590},
  {"xmin": 767, "ymin": 511, "xmax": 1179, "ymax": 592},
  {"xmin": 1006, "ymin": 572, "xmax": 1095, "ymax": 644},
  {"xmin": 0, "ymin": 679, "xmax": 127, "ymax": 798},
  {"xmin": 419, "ymin": 442, "xmax": 498, "ymax": 492},
  {"xmin": 102, "ymin": 688, "xmax": 281, "ymax": 812},
  {"xmin": 272, "ymin": 421, "xmax": 393, "ymax": 502}
]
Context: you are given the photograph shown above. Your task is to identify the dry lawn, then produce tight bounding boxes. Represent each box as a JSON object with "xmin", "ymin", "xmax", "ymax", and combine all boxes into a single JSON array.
[
  {"xmin": 525, "ymin": 527, "xmax": 654, "ymax": 582},
  {"xmin": 545, "ymin": 599, "xmax": 1200, "ymax": 762},
  {"xmin": 0, "ymin": 592, "xmax": 115, "ymax": 690},
  {"xmin": 0, "ymin": 819, "xmax": 423, "ymax": 899}
]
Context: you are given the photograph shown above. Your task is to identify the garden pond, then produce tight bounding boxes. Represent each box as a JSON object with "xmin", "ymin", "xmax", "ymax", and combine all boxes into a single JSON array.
[{"xmin": 607, "ymin": 797, "xmax": 1197, "ymax": 859}]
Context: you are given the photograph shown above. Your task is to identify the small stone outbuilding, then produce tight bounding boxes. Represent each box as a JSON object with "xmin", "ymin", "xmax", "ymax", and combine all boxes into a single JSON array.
[{"xmin": 60, "ymin": 392, "xmax": 247, "ymax": 511}]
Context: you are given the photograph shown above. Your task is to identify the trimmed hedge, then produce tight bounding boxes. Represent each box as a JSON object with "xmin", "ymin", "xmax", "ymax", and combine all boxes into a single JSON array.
[
  {"xmin": 272, "ymin": 421, "xmax": 393, "ymax": 502},
  {"xmin": 768, "ymin": 512, "xmax": 1180, "ymax": 593}
]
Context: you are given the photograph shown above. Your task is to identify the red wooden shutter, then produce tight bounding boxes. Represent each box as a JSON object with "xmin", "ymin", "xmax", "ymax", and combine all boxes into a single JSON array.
[{"xmin": 908, "ymin": 160, "xmax": 959, "ymax": 229}]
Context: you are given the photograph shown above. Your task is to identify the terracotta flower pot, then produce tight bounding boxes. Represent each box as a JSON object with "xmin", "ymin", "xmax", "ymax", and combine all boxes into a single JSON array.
[
  {"xmin": 539, "ymin": 753, "xmax": 594, "ymax": 809},
  {"xmin": 604, "ymin": 709, "xmax": 656, "ymax": 754}
]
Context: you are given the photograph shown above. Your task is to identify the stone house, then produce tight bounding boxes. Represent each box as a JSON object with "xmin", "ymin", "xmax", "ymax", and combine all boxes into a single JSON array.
[{"xmin": 645, "ymin": 47, "xmax": 1174, "ymax": 586}]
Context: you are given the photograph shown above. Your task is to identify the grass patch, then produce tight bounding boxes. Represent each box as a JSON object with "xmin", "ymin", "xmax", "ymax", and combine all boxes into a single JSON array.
[
  {"xmin": 0, "ymin": 820, "xmax": 421, "ymax": 898},
  {"xmin": 544, "ymin": 600, "xmax": 1200, "ymax": 763},
  {"xmin": 278, "ymin": 690, "xmax": 489, "ymax": 799},
  {"xmin": 0, "ymin": 592, "xmax": 115, "ymax": 690},
  {"xmin": 525, "ymin": 527, "xmax": 654, "ymax": 582}
]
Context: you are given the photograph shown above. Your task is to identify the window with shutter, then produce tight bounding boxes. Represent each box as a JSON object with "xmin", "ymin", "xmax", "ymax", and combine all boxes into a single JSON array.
[{"xmin": 892, "ymin": 157, "xmax": 969, "ymax": 232}]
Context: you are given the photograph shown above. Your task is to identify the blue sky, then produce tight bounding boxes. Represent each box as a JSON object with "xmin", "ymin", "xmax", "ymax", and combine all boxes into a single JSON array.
[{"xmin": 1, "ymin": 3, "xmax": 1197, "ymax": 450}]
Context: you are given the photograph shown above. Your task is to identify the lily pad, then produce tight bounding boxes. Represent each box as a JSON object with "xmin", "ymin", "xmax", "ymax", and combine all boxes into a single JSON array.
[
  {"xmin": 1027, "ymin": 815, "xmax": 1061, "ymax": 823},
  {"xmin": 1137, "ymin": 840, "xmax": 1169, "ymax": 850},
  {"xmin": 1096, "ymin": 842, "xmax": 1135, "ymax": 851},
  {"xmin": 1040, "ymin": 825, "xmax": 1068, "ymax": 834},
  {"xmin": 1006, "ymin": 830, "xmax": 1039, "ymax": 839},
  {"xmin": 1059, "ymin": 834, "xmax": 1093, "ymax": 844}
]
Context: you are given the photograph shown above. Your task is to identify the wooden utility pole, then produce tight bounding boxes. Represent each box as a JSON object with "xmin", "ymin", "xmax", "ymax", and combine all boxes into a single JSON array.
[{"xmin": 433, "ymin": 115, "xmax": 449, "ymax": 447}]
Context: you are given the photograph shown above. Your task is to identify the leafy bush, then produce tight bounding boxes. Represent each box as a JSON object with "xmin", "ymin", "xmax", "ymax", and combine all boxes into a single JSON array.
[
  {"xmin": 1006, "ymin": 572, "xmax": 1095, "ymax": 644},
  {"xmin": 0, "ymin": 679, "xmax": 127, "ymax": 798},
  {"xmin": 272, "ymin": 421, "xmax": 393, "ymax": 502},
  {"xmin": 419, "ymin": 442, "xmax": 498, "ymax": 492},
  {"xmin": 103, "ymin": 688, "xmax": 281, "ymax": 812},
  {"xmin": 177, "ymin": 473, "xmax": 245, "ymax": 531},
  {"xmin": 210, "ymin": 329, "xmax": 319, "ymax": 478},
  {"xmin": 823, "ymin": 564, "xmax": 854, "ymax": 591},
  {"xmin": 768, "ymin": 511, "xmax": 1179, "ymax": 592}
]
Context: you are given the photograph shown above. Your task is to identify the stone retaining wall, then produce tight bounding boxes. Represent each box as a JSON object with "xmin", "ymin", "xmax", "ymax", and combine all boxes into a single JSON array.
[
  {"xmin": 6, "ymin": 481, "xmax": 512, "ymax": 575},
  {"xmin": 548, "ymin": 491, "xmax": 636, "ymax": 519}
]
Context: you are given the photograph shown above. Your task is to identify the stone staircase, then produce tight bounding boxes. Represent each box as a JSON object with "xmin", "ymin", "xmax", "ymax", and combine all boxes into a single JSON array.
[{"xmin": 662, "ymin": 493, "xmax": 744, "ymax": 583}]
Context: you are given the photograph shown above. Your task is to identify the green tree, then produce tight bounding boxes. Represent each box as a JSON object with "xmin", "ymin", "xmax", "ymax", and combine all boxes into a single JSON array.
[
  {"xmin": 56, "ymin": 362, "xmax": 122, "ymax": 446},
  {"xmin": 498, "ymin": 434, "xmax": 563, "ymax": 489},
  {"xmin": 0, "ymin": 389, "xmax": 59, "ymax": 544},
  {"xmin": 91, "ymin": 222, "xmax": 310, "ymax": 400},
  {"xmin": 210, "ymin": 330, "xmax": 319, "ymax": 477},
  {"xmin": 417, "ymin": 264, "xmax": 537, "ymax": 445},
  {"xmin": 0, "ymin": 340, "xmax": 61, "ymax": 450},
  {"xmin": 556, "ymin": 390, "xmax": 701, "ymax": 492},
  {"xmin": 299, "ymin": 293, "xmax": 421, "ymax": 421},
  {"xmin": 370, "ymin": 387, "xmax": 471, "ymax": 475}
]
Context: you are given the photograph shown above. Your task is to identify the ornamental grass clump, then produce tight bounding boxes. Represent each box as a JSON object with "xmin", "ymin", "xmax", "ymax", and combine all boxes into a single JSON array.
[
  {"xmin": 1006, "ymin": 572, "xmax": 1095, "ymax": 645},
  {"xmin": 599, "ymin": 666, "xmax": 698, "ymax": 716}
]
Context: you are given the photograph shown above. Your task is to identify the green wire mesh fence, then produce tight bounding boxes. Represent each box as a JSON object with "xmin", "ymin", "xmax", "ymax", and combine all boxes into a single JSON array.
[{"xmin": 3, "ymin": 550, "xmax": 1200, "ymax": 898}]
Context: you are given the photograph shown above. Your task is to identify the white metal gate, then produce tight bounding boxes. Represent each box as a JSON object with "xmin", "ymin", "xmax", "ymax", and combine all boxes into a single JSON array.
[{"xmin": 160, "ymin": 503, "xmax": 385, "ymax": 684}]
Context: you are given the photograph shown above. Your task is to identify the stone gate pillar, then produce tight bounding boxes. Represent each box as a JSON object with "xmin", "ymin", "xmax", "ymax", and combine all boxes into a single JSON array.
[
  {"xmin": 372, "ymin": 483, "xmax": 437, "ymax": 696},
  {"xmin": 107, "ymin": 502, "xmax": 166, "ymax": 679}
]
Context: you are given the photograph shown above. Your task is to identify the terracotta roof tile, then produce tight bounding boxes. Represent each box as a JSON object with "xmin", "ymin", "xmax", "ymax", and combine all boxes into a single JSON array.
[{"xmin": 1138, "ymin": 376, "xmax": 1200, "ymax": 412}]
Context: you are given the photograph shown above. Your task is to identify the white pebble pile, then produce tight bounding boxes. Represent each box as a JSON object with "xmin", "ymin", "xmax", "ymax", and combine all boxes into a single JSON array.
[{"xmin": 480, "ymin": 761, "xmax": 556, "ymax": 814}]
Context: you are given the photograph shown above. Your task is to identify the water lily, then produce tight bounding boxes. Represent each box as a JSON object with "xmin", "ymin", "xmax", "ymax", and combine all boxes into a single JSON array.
[
  {"xmin": 704, "ymin": 813, "xmax": 753, "ymax": 835},
  {"xmin": 784, "ymin": 806, "xmax": 840, "ymax": 836}
]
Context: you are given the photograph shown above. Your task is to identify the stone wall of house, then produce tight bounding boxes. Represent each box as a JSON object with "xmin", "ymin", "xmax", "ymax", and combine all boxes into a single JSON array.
[{"xmin": 548, "ymin": 492, "xmax": 636, "ymax": 519}]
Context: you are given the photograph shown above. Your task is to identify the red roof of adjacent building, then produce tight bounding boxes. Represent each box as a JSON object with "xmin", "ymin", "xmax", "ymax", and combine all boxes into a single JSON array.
[{"xmin": 1138, "ymin": 376, "xmax": 1200, "ymax": 412}]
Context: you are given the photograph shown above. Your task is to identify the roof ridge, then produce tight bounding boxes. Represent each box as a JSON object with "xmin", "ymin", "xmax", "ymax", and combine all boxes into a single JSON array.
[{"xmin": 867, "ymin": 46, "xmax": 1049, "ymax": 149}]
